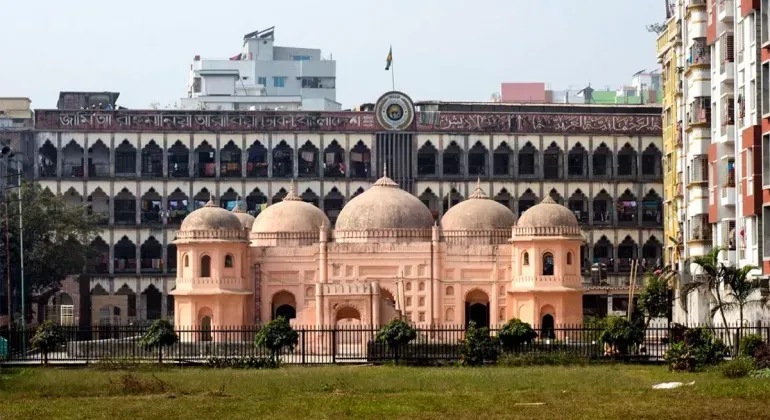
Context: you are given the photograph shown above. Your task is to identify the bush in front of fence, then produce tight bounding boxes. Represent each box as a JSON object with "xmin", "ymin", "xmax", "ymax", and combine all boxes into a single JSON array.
[
  {"xmin": 374, "ymin": 319, "xmax": 417, "ymax": 363},
  {"xmin": 30, "ymin": 321, "xmax": 66, "ymax": 365},
  {"xmin": 497, "ymin": 318, "xmax": 538, "ymax": 352},
  {"xmin": 664, "ymin": 327, "xmax": 727, "ymax": 372},
  {"xmin": 459, "ymin": 321, "xmax": 499, "ymax": 366},
  {"xmin": 599, "ymin": 317, "xmax": 645, "ymax": 357},
  {"xmin": 740, "ymin": 334, "xmax": 765, "ymax": 358},
  {"xmin": 138, "ymin": 320, "xmax": 179, "ymax": 364},
  {"xmin": 254, "ymin": 317, "xmax": 298, "ymax": 364}
]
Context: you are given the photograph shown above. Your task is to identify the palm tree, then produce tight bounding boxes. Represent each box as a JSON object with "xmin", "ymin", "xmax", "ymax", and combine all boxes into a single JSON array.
[
  {"xmin": 682, "ymin": 247, "xmax": 728, "ymax": 327},
  {"xmin": 716, "ymin": 264, "xmax": 764, "ymax": 331}
]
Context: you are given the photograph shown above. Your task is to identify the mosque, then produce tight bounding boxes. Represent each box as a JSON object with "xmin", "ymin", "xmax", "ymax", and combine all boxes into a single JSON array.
[{"xmin": 171, "ymin": 170, "xmax": 584, "ymax": 332}]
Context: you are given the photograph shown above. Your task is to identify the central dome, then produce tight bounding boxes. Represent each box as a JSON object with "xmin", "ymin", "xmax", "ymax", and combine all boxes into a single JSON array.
[
  {"xmin": 335, "ymin": 174, "xmax": 434, "ymax": 231},
  {"xmin": 441, "ymin": 182, "xmax": 515, "ymax": 231},
  {"xmin": 517, "ymin": 196, "xmax": 579, "ymax": 228},
  {"xmin": 252, "ymin": 184, "xmax": 329, "ymax": 234},
  {"xmin": 180, "ymin": 200, "xmax": 243, "ymax": 232}
]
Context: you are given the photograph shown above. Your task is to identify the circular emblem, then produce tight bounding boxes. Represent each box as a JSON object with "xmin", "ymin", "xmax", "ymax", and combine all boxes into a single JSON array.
[{"xmin": 375, "ymin": 91, "xmax": 414, "ymax": 131}]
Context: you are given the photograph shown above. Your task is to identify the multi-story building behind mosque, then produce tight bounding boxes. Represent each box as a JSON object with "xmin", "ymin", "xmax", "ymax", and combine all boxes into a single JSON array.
[{"xmin": 34, "ymin": 90, "xmax": 663, "ymax": 326}]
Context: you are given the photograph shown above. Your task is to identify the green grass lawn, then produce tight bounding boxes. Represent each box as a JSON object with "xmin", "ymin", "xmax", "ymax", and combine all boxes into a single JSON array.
[{"xmin": 1, "ymin": 365, "xmax": 770, "ymax": 419}]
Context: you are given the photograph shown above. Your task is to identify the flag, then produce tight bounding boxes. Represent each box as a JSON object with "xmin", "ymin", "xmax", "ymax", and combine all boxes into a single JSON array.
[
  {"xmin": 229, "ymin": 53, "xmax": 242, "ymax": 61},
  {"xmin": 385, "ymin": 46, "xmax": 392, "ymax": 70}
]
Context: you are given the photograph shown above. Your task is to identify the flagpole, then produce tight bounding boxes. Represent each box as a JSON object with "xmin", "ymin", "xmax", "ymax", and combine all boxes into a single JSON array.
[{"xmin": 391, "ymin": 56, "xmax": 395, "ymax": 91}]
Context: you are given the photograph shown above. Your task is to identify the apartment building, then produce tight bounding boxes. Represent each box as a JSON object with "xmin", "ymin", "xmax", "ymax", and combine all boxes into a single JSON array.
[{"xmin": 658, "ymin": 0, "xmax": 769, "ymax": 324}]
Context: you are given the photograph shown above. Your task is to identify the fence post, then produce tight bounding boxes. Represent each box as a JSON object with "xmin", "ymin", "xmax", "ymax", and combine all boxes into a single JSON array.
[
  {"xmin": 733, "ymin": 331, "xmax": 740, "ymax": 357},
  {"xmin": 755, "ymin": 320, "xmax": 762, "ymax": 337},
  {"xmin": 332, "ymin": 328, "xmax": 336, "ymax": 364},
  {"xmin": 302, "ymin": 330, "xmax": 306, "ymax": 365}
]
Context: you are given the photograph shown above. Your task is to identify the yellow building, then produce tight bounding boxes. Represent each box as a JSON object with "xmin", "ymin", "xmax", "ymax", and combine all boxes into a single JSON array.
[{"xmin": 657, "ymin": 14, "xmax": 683, "ymax": 266}]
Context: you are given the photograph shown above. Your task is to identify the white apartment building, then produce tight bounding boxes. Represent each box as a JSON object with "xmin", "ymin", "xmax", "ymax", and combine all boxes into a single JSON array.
[
  {"xmin": 181, "ymin": 27, "xmax": 340, "ymax": 111},
  {"xmin": 660, "ymin": 0, "xmax": 769, "ymax": 325}
]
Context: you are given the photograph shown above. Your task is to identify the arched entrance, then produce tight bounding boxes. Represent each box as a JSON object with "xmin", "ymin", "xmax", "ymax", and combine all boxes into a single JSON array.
[
  {"xmin": 334, "ymin": 306, "xmax": 364, "ymax": 358},
  {"xmin": 271, "ymin": 291, "xmax": 297, "ymax": 320},
  {"xmin": 198, "ymin": 307, "xmax": 213, "ymax": 342},
  {"xmin": 540, "ymin": 305, "xmax": 556, "ymax": 339},
  {"xmin": 465, "ymin": 289, "xmax": 490, "ymax": 328}
]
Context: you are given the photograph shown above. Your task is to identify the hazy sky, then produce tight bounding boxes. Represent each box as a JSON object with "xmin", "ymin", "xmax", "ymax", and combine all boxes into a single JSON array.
[{"xmin": 0, "ymin": 0, "xmax": 663, "ymax": 110}]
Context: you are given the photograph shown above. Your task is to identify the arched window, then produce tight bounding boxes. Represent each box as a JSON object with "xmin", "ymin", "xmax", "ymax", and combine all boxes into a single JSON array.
[
  {"xmin": 446, "ymin": 286, "xmax": 454, "ymax": 296},
  {"xmin": 183, "ymin": 253, "xmax": 189, "ymax": 267},
  {"xmin": 224, "ymin": 254, "xmax": 233, "ymax": 268},
  {"xmin": 200, "ymin": 255, "xmax": 211, "ymax": 277},
  {"xmin": 405, "ymin": 282, "xmax": 412, "ymax": 291},
  {"xmin": 523, "ymin": 252, "xmax": 530, "ymax": 266},
  {"xmin": 567, "ymin": 252, "xmax": 573, "ymax": 265},
  {"xmin": 543, "ymin": 253, "xmax": 554, "ymax": 275}
]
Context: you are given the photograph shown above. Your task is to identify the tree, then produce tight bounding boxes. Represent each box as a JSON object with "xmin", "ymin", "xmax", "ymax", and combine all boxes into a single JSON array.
[
  {"xmin": 138, "ymin": 319, "xmax": 179, "ymax": 363},
  {"xmin": 30, "ymin": 320, "xmax": 65, "ymax": 364},
  {"xmin": 0, "ymin": 183, "xmax": 101, "ymax": 319},
  {"xmin": 497, "ymin": 318, "xmax": 538, "ymax": 352},
  {"xmin": 638, "ymin": 270, "xmax": 672, "ymax": 327},
  {"xmin": 715, "ymin": 264, "xmax": 764, "ymax": 331},
  {"xmin": 646, "ymin": 22, "xmax": 667, "ymax": 35},
  {"xmin": 599, "ymin": 316, "xmax": 644, "ymax": 357},
  {"xmin": 255, "ymin": 317, "xmax": 298, "ymax": 363},
  {"xmin": 682, "ymin": 247, "xmax": 729, "ymax": 327},
  {"xmin": 458, "ymin": 321, "xmax": 499, "ymax": 366},
  {"xmin": 375, "ymin": 318, "xmax": 417, "ymax": 363}
]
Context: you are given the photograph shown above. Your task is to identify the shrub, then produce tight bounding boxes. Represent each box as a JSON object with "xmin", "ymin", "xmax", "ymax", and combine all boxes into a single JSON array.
[
  {"xmin": 740, "ymin": 334, "xmax": 765, "ymax": 358},
  {"xmin": 599, "ymin": 317, "xmax": 644, "ymax": 356},
  {"xmin": 721, "ymin": 356, "xmax": 756, "ymax": 379},
  {"xmin": 30, "ymin": 321, "xmax": 66, "ymax": 365},
  {"xmin": 498, "ymin": 318, "xmax": 538, "ymax": 352},
  {"xmin": 254, "ymin": 317, "xmax": 298, "ymax": 363},
  {"xmin": 375, "ymin": 319, "xmax": 417, "ymax": 362},
  {"xmin": 751, "ymin": 368, "xmax": 770, "ymax": 378},
  {"xmin": 109, "ymin": 373, "xmax": 168, "ymax": 395},
  {"xmin": 458, "ymin": 321, "xmax": 499, "ymax": 366},
  {"xmin": 664, "ymin": 327, "xmax": 727, "ymax": 372},
  {"xmin": 497, "ymin": 351, "xmax": 588, "ymax": 367},
  {"xmin": 752, "ymin": 342, "xmax": 770, "ymax": 370},
  {"xmin": 205, "ymin": 356, "xmax": 278, "ymax": 369},
  {"xmin": 138, "ymin": 319, "xmax": 179, "ymax": 364}
]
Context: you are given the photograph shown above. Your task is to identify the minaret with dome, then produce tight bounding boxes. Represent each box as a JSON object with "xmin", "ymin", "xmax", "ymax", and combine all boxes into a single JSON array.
[{"xmin": 172, "ymin": 172, "xmax": 584, "ymax": 338}]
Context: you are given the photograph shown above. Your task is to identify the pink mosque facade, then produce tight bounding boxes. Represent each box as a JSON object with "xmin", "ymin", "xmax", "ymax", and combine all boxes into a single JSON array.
[{"xmin": 172, "ymin": 172, "xmax": 584, "ymax": 332}]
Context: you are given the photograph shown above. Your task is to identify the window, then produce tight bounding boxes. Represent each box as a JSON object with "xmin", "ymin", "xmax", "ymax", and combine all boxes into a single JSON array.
[
  {"xmin": 567, "ymin": 252, "xmax": 573, "ymax": 265},
  {"xmin": 418, "ymin": 312, "xmax": 425, "ymax": 322},
  {"xmin": 691, "ymin": 155, "xmax": 709, "ymax": 183},
  {"xmin": 257, "ymin": 76, "xmax": 267, "ymax": 86},
  {"xmin": 418, "ymin": 297, "xmax": 425, "ymax": 307},
  {"xmin": 292, "ymin": 55, "xmax": 311, "ymax": 61},
  {"xmin": 446, "ymin": 286, "xmax": 454, "ymax": 296},
  {"xmin": 273, "ymin": 76, "xmax": 287, "ymax": 88},
  {"xmin": 765, "ymin": 135, "xmax": 770, "ymax": 186},
  {"xmin": 184, "ymin": 254, "xmax": 189, "ymax": 267},
  {"xmin": 224, "ymin": 254, "xmax": 233, "ymax": 268},
  {"xmin": 542, "ymin": 253, "xmax": 554, "ymax": 275},
  {"xmin": 523, "ymin": 252, "xmax": 530, "ymax": 266},
  {"xmin": 763, "ymin": 63, "xmax": 770, "ymax": 115},
  {"xmin": 748, "ymin": 147, "xmax": 754, "ymax": 194},
  {"xmin": 200, "ymin": 255, "xmax": 211, "ymax": 277},
  {"xmin": 418, "ymin": 281, "xmax": 425, "ymax": 292},
  {"xmin": 406, "ymin": 297, "xmax": 412, "ymax": 307},
  {"xmin": 405, "ymin": 282, "xmax": 412, "ymax": 291}
]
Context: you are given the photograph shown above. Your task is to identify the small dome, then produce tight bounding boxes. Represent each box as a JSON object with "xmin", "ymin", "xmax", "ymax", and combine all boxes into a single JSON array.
[
  {"xmin": 252, "ymin": 185, "xmax": 329, "ymax": 234},
  {"xmin": 441, "ymin": 182, "xmax": 515, "ymax": 230},
  {"xmin": 335, "ymin": 174, "xmax": 433, "ymax": 231},
  {"xmin": 180, "ymin": 200, "xmax": 243, "ymax": 232},
  {"xmin": 517, "ymin": 196, "xmax": 578, "ymax": 228},
  {"xmin": 232, "ymin": 202, "xmax": 256, "ymax": 230}
]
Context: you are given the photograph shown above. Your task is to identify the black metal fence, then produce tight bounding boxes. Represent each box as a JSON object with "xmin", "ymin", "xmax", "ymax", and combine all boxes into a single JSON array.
[{"xmin": 1, "ymin": 323, "xmax": 768, "ymax": 365}]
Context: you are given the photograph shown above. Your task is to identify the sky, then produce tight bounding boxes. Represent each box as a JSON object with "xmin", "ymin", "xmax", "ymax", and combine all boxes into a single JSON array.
[{"xmin": 0, "ymin": 0, "xmax": 664, "ymax": 110}]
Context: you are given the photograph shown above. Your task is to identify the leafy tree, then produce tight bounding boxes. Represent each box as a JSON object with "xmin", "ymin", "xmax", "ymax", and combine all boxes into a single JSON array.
[
  {"xmin": 0, "ymin": 183, "xmax": 101, "ymax": 319},
  {"xmin": 30, "ymin": 320, "xmax": 65, "ymax": 364},
  {"xmin": 459, "ymin": 321, "xmax": 499, "ymax": 366},
  {"xmin": 599, "ymin": 316, "xmax": 644, "ymax": 356},
  {"xmin": 646, "ymin": 22, "xmax": 667, "ymax": 35},
  {"xmin": 375, "ymin": 318, "xmax": 417, "ymax": 363},
  {"xmin": 638, "ymin": 270, "xmax": 672, "ymax": 327},
  {"xmin": 138, "ymin": 319, "xmax": 179, "ymax": 363},
  {"xmin": 255, "ymin": 317, "xmax": 298, "ymax": 363},
  {"xmin": 498, "ymin": 318, "xmax": 538, "ymax": 352},
  {"xmin": 682, "ymin": 247, "xmax": 729, "ymax": 327},
  {"xmin": 716, "ymin": 264, "xmax": 764, "ymax": 332}
]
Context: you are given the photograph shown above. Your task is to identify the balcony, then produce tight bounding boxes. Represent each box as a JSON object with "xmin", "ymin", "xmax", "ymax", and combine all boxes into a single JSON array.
[
  {"xmin": 657, "ymin": 29, "xmax": 671, "ymax": 56},
  {"xmin": 717, "ymin": 0, "xmax": 734, "ymax": 22},
  {"xmin": 721, "ymin": 186, "xmax": 736, "ymax": 206}
]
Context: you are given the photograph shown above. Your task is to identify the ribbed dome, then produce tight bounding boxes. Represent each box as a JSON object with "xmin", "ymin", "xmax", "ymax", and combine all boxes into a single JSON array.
[
  {"xmin": 180, "ymin": 200, "xmax": 243, "ymax": 232},
  {"xmin": 517, "ymin": 196, "xmax": 578, "ymax": 228},
  {"xmin": 441, "ymin": 182, "xmax": 515, "ymax": 230},
  {"xmin": 231, "ymin": 202, "xmax": 256, "ymax": 230},
  {"xmin": 252, "ymin": 184, "xmax": 329, "ymax": 234},
  {"xmin": 335, "ymin": 174, "xmax": 434, "ymax": 231}
]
